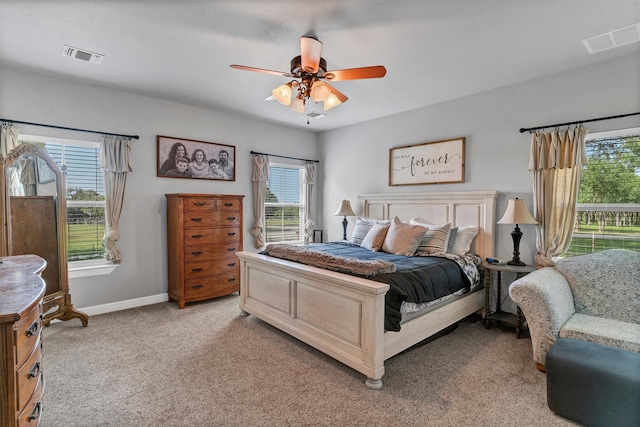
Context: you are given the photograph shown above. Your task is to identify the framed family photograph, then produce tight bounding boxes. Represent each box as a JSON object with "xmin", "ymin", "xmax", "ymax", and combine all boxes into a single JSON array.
[
  {"xmin": 157, "ymin": 135, "xmax": 235, "ymax": 181},
  {"xmin": 389, "ymin": 137, "xmax": 465, "ymax": 186}
]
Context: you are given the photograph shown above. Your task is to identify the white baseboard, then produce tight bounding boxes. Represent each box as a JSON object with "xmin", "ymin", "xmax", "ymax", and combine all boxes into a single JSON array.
[{"xmin": 78, "ymin": 293, "xmax": 169, "ymax": 317}]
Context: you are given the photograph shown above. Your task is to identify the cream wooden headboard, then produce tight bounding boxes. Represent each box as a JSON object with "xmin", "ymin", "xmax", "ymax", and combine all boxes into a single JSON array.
[{"xmin": 358, "ymin": 191, "xmax": 498, "ymax": 259}]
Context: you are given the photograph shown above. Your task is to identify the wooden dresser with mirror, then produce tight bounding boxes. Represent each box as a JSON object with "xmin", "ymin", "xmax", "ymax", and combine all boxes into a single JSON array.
[{"xmin": 0, "ymin": 142, "xmax": 88, "ymax": 327}]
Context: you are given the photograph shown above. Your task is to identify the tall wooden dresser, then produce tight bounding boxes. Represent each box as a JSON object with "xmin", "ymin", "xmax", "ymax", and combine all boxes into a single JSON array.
[
  {"xmin": 165, "ymin": 194, "xmax": 244, "ymax": 308},
  {"xmin": 0, "ymin": 255, "xmax": 46, "ymax": 427}
]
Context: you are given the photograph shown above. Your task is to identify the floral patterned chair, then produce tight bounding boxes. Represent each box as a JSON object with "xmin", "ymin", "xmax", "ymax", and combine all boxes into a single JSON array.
[{"xmin": 509, "ymin": 249, "xmax": 640, "ymax": 371}]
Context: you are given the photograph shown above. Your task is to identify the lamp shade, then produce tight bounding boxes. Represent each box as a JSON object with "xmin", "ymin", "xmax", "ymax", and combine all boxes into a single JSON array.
[
  {"xmin": 497, "ymin": 198, "xmax": 538, "ymax": 225},
  {"xmin": 310, "ymin": 81, "xmax": 331, "ymax": 102},
  {"xmin": 324, "ymin": 93, "xmax": 343, "ymax": 111},
  {"xmin": 272, "ymin": 83, "xmax": 292, "ymax": 105},
  {"xmin": 334, "ymin": 200, "xmax": 356, "ymax": 217}
]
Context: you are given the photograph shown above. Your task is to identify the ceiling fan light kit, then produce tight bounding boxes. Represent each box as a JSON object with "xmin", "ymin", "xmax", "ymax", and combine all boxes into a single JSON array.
[{"xmin": 231, "ymin": 36, "xmax": 386, "ymax": 119}]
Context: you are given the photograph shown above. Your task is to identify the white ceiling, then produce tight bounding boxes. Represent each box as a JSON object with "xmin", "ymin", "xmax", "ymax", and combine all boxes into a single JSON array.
[{"xmin": 1, "ymin": 1, "xmax": 639, "ymax": 132}]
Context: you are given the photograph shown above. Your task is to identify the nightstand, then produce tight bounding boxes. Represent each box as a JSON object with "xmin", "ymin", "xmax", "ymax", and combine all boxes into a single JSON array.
[{"xmin": 483, "ymin": 262, "xmax": 536, "ymax": 338}]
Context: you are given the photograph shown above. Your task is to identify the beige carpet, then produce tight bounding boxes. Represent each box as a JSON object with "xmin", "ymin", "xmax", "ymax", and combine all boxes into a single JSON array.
[{"xmin": 41, "ymin": 295, "xmax": 578, "ymax": 426}]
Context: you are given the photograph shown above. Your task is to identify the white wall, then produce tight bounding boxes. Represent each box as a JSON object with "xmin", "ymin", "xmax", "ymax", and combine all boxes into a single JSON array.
[
  {"xmin": 319, "ymin": 53, "xmax": 640, "ymax": 265},
  {"xmin": 1, "ymin": 65, "xmax": 319, "ymax": 310}
]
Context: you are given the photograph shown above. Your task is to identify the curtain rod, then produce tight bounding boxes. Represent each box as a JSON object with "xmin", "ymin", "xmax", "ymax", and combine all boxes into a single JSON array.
[
  {"xmin": 1, "ymin": 117, "xmax": 140, "ymax": 140},
  {"xmin": 519, "ymin": 111, "xmax": 640, "ymax": 133},
  {"xmin": 250, "ymin": 150, "xmax": 319, "ymax": 163}
]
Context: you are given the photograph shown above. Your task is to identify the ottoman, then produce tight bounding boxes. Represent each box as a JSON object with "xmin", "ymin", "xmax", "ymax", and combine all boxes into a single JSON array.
[{"xmin": 546, "ymin": 338, "xmax": 640, "ymax": 427}]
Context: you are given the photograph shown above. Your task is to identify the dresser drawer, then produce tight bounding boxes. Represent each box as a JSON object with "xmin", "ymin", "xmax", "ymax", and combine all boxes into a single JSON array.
[
  {"xmin": 184, "ymin": 246, "xmax": 240, "ymax": 263},
  {"xmin": 184, "ymin": 258, "xmax": 239, "ymax": 280},
  {"xmin": 183, "ymin": 211, "xmax": 241, "ymax": 229},
  {"xmin": 17, "ymin": 344, "xmax": 43, "ymax": 412},
  {"xmin": 15, "ymin": 304, "xmax": 42, "ymax": 367},
  {"xmin": 182, "ymin": 197, "xmax": 216, "ymax": 212},
  {"xmin": 17, "ymin": 378, "xmax": 43, "ymax": 427},
  {"xmin": 185, "ymin": 271, "xmax": 240, "ymax": 298},
  {"xmin": 184, "ymin": 227, "xmax": 240, "ymax": 246},
  {"xmin": 216, "ymin": 199, "xmax": 241, "ymax": 212}
]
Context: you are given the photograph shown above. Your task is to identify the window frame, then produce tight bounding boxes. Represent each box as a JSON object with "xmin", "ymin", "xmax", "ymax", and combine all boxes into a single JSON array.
[
  {"xmin": 263, "ymin": 162, "xmax": 307, "ymax": 245},
  {"xmin": 17, "ymin": 134, "xmax": 117, "ymax": 278},
  {"xmin": 567, "ymin": 126, "xmax": 640, "ymax": 255}
]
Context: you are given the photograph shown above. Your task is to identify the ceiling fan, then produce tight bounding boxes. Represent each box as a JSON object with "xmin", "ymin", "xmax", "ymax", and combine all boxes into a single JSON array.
[{"xmin": 230, "ymin": 36, "xmax": 386, "ymax": 116}]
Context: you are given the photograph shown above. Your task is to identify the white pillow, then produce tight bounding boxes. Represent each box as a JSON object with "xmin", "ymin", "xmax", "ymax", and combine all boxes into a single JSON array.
[
  {"xmin": 382, "ymin": 217, "xmax": 428, "ymax": 256},
  {"xmin": 410, "ymin": 219, "xmax": 451, "ymax": 255},
  {"xmin": 360, "ymin": 222, "xmax": 390, "ymax": 251},
  {"xmin": 450, "ymin": 226, "xmax": 479, "ymax": 255}
]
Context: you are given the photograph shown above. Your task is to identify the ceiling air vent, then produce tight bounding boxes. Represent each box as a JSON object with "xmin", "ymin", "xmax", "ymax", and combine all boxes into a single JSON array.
[
  {"xmin": 63, "ymin": 45, "xmax": 104, "ymax": 64},
  {"xmin": 583, "ymin": 23, "xmax": 640, "ymax": 54}
]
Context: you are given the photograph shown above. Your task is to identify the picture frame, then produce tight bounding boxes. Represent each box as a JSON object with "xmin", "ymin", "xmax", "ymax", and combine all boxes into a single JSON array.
[
  {"xmin": 157, "ymin": 135, "xmax": 235, "ymax": 181},
  {"xmin": 389, "ymin": 137, "xmax": 465, "ymax": 186}
]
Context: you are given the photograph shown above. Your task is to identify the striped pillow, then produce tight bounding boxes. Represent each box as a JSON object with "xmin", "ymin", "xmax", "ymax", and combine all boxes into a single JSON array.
[
  {"xmin": 410, "ymin": 219, "xmax": 451, "ymax": 255},
  {"xmin": 350, "ymin": 218, "xmax": 387, "ymax": 245}
]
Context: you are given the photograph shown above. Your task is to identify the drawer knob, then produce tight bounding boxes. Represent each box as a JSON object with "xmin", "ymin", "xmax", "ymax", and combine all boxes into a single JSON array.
[
  {"xmin": 191, "ymin": 234, "xmax": 203, "ymax": 239},
  {"xmin": 28, "ymin": 361, "xmax": 41, "ymax": 379},
  {"xmin": 227, "ymin": 216, "xmax": 236, "ymax": 221},
  {"xmin": 191, "ymin": 268, "xmax": 203, "ymax": 272},
  {"xmin": 28, "ymin": 401, "xmax": 42, "ymax": 422},
  {"xmin": 26, "ymin": 320, "xmax": 39, "ymax": 337},
  {"xmin": 228, "ymin": 278, "xmax": 236, "ymax": 282},
  {"xmin": 191, "ymin": 251, "xmax": 203, "ymax": 255},
  {"xmin": 190, "ymin": 218, "xmax": 203, "ymax": 222},
  {"xmin": 224, "ymin": 202, "xmax": 233, "ymax": 207},
  {"xmin": 227, "ymin": 247, "xmax": 236, "ymax": 252},
  {"xmin": 192, "ymin": 284, "xmax": 204, "ymax": 289},
  {"xmin": 227, "ymin": 232, "xmax": 236, "ymax": 236},
  {"xmin": 194, "ymin": 202, "xmax": 206, "ymax": 207},
  {"xmin": 227, "ymin": 262, "xmax": 236, "ymax": 267}
]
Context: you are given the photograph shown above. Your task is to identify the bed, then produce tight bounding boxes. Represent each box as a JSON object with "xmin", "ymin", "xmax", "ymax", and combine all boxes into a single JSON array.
[{"xmin": 236, "ymin": 191, "xmax": 498, "ymax": 389}]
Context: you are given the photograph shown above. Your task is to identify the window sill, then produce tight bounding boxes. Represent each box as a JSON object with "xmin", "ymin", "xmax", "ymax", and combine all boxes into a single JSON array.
[{"xmin": 69, "ymin": 260, "xmax": 119, "ymax": 279}]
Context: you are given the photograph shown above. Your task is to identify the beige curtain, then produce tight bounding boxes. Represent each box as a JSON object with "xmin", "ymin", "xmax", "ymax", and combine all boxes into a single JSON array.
[
  {"xmin": 529, "ymin": 127, "xmax": 588, "ymax": 266},
  {"xmin": 99, "ymin": 136, "xmax": 133, "ymax": 262},
  {"xmin": 303, "ymin": 162, "xmax": 316, "ymax": 244},
  {"xmin": 1, "ymin": 124, "xmax": 20, "ymax": 157},
  {"xmin": 251, "ymin": 155, "xmax": 269, "ymax": 249}
]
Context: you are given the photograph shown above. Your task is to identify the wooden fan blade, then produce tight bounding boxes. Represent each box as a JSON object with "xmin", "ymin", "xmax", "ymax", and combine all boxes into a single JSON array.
[
  {"xmin": 230, "ymin": 64, "xmax": 294, "ymax": 78},
  {"xmin": 300, "ymin": 36, "xmax": 323, "ymax": 74},
  {"xmin": 323, "ymin": 82, "xmax": 348, "ymax": 103},
  {"xmin": 324, "ymin": 66, "xmax": 386, "ymax": 81}
]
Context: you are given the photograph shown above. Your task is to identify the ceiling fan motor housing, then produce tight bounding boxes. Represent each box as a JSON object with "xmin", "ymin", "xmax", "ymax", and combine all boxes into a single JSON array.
[{"xmin": 290, "ymin": 55, "xmax": 327, "ymax": 77}]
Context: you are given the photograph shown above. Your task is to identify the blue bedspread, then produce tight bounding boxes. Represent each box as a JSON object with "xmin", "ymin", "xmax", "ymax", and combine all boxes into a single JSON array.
[{"xmin": 292, "ymin": 242, "xmax": 473, "ymax": 332}]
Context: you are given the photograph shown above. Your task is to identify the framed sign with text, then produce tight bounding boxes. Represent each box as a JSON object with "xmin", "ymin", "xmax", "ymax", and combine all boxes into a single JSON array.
[{"xmin": 389, "ymin": 137, "xmax": 465, "ymax": 186}]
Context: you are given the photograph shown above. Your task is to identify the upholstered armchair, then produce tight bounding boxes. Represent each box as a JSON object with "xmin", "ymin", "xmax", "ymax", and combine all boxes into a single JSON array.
[{"xmin": 509, "ymin": 249, "xmax": 640, "ymax": 371}]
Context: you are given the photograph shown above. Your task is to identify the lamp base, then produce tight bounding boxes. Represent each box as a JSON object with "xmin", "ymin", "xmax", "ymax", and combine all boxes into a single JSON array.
[
  {"xmin": 342, "ymin": 217, "xmax": 348, "ymax": 241},
  {"xmin": 508, "ymin": 225, "xmax": 525, "ymax": 266}
]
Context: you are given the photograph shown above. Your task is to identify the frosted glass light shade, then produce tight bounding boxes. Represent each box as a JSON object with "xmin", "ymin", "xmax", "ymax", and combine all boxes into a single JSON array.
[
  {"xmin": 272, "ymin": 83, "xmax": 292, "ymax": 105},
  {"xmin": 310, "ymin": 81, "xmax": 331, "ymax": 102},
  {"xmin": 289, "ymin": 96, "xmax": 305, "ymax": 113},
  {"xmin": 324, "ymin": 93, "xmax": 343, "ymax": 110}
]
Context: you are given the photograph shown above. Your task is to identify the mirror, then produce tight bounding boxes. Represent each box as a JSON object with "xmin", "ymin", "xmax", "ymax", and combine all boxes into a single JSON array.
[{"xmin": 1, "ymin": 143, "xmax": 88, "ymax": 326}]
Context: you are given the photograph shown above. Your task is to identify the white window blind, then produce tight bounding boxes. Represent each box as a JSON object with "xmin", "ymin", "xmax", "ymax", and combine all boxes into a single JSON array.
[
  {"xmin": 264, "ymin": 164, "xmax": 305, "ymax": 244},
  {"xmin": 30, "ymin": 140, "xmax": 106, "ymax": 262}
]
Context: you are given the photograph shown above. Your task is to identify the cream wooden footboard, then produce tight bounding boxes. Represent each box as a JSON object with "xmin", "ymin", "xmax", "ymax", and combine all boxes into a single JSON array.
[{"xmin": 238, "ymin": 191, "xmax": 497, "ymax": 389}]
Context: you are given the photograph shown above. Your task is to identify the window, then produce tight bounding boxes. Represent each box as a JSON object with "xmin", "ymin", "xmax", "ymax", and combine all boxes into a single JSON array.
[
  {"xmin": 18, "ymin": 135, "xmax": 108, "ymax": 266},
  {"xmin": 567, "ymin": 127, "xmax": 640, "ymax": 255},
  {"xmin": 264, "ymin": 163, "xmax": 306, "ymax": 244}
]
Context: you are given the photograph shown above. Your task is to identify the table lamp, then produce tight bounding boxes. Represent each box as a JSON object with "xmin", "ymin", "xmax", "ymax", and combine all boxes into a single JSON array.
[
  {"xmin": 334, "ymin": 200, "xmax": 356, "ymax": 240},
  {"xmin": 497, "ymin": 198, "xmax": 538, "ymax": 266}
]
